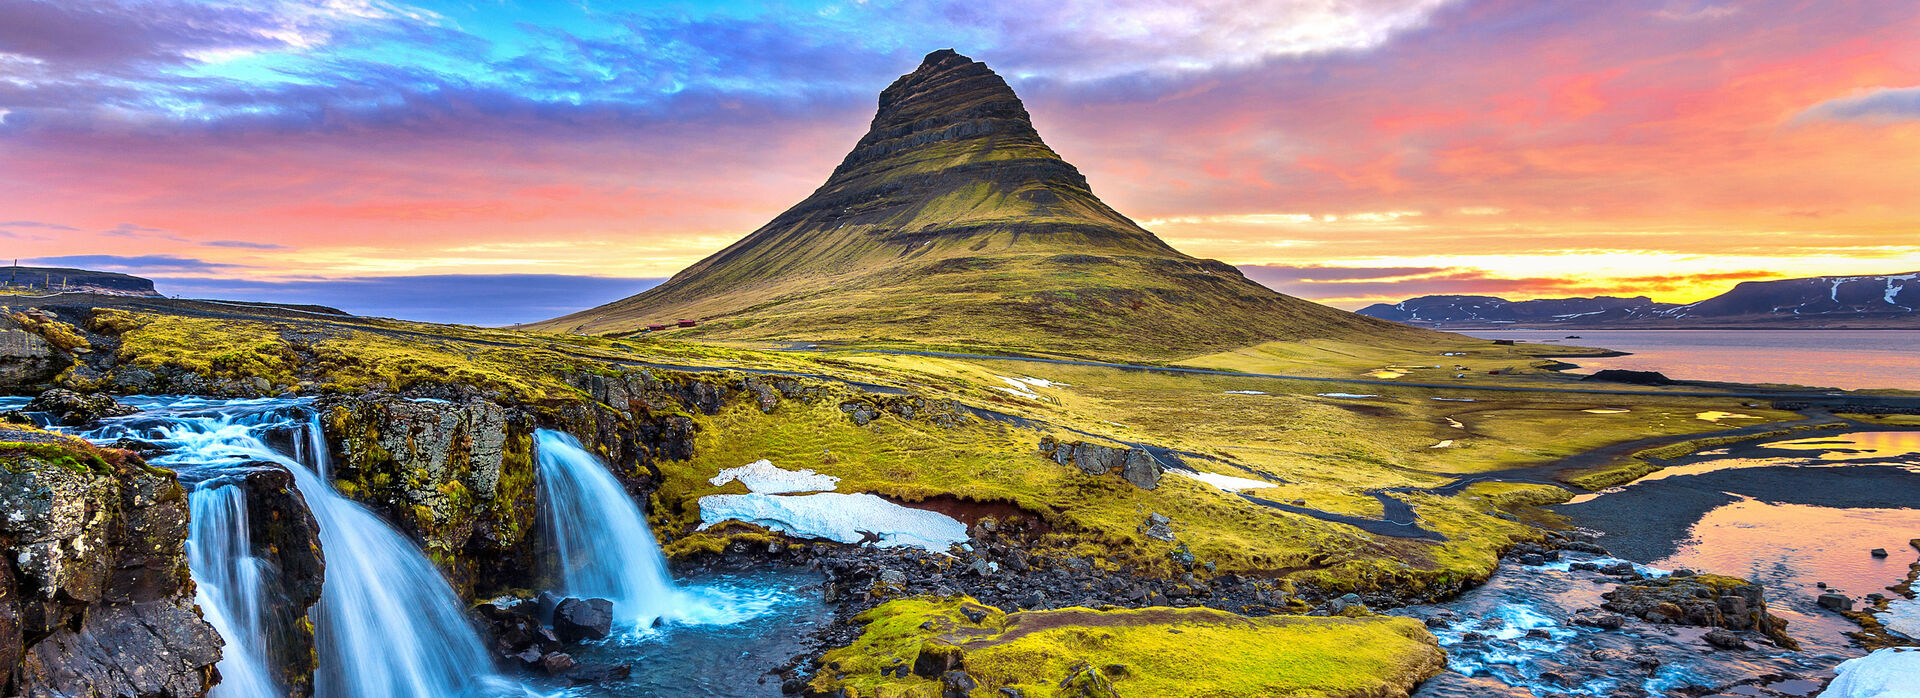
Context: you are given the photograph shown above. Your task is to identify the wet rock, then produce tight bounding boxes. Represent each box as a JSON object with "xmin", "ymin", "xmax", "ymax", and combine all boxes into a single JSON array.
[
  {"xmin": 1817, "ymin": 593, "xmax": 1853, "ymax": 612},
  {"xmin": 1602, "ymin": 574, "xmax": 1797, "ymax": 649},
  {"xmin": 0, "ymin": 433, "xmax": 223, "ymax": 697},
  {"xmin": 553, "ymin": 597, "xmax": 615, "ymax": 643},
  {"xmin": 1572, "ymin": 610, "xmax": 1626, "ymax": 630},
  {"xmin": 540, "ymin": 651, "xmax": 578, "ymax": 674},
  {"xmin": 562, "ymin": 661, "xmax": 633, "ymax": 685},
  {"xmin": 24, "ymin": 388, "xmax": 136, "ymax": 426},
  {"xmin": 1870, "ymin": 548, "xmax": 1889, "ymax": 558},
  {"xmin": 1703, "ymin": 628, "xmax": 1749, "ymax": 650},
  {"xmin": 237, "ymin": 463, "xmax": 327, "ymax": 695}
]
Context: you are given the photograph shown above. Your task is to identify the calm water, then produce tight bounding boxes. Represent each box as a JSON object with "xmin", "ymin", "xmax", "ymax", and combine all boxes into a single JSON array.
[{"xmin": 1459, "ymin": 329, "xmax": 1920, "ymax": 391}]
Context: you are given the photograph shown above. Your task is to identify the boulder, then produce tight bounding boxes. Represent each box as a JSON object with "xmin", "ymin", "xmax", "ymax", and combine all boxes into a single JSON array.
[
  {"xmin": 1038, "ymin": 438, "xmax": 1162, "ymax": 489},
  {"xmin": 1703, "ymin": 628, "xmax": 1749, "ymax": 650},
  {"xmin": 1818, "ymin": 593, "xmax": 1854, "ymax": 612},
  {"xmin": 1138, "ymin": 513, "xmax": 1176, "ymax": 542},
  {"xmin": 1601, "ymin": 574, "xmax": 1797, "ymax": 649},
  {"xmin": 237, "ymin": 464, "xmax": 327, "ymax": 695},
  {"xmin": 553, "ymin": 597, "xmax": 615, "ymax": 643},
  {"xmin": 23, "ymin": 388, "xmax": 136, "ymax": 427},
  {"xmin": 941, "ymin": 670, "xmax": 978, "ymax": 698}
]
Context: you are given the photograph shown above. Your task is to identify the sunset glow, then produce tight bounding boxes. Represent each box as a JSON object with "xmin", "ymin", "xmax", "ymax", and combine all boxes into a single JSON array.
[{"xmin": 4, "ymin": 0, "xmax": 1918, "ymax": 312}]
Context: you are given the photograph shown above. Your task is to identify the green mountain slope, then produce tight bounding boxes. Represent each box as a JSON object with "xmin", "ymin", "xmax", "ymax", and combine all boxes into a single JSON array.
[{"xmin": 532, "ymin": 49, "xmax": 1435, "ymax": 359}]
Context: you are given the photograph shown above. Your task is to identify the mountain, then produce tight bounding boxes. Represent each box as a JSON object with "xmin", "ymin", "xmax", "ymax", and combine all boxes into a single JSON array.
[
  {"xmin": 531, "ymin": 50, "xmax": 1430, "ymax": 358},
  {"xmin": 2, "ymin": 265, "xmax": 161, "ymax": 297},
  {"xmin": 1358, "ymin": 272, "xmax": 1920, "ymax": 329}
]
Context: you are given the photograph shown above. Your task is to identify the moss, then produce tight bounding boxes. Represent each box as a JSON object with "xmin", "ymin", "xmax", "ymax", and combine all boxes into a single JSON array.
[
  {"xmin": 9, "ymin": 310, "xmax": 92, "ymax": 352},
  {"xmin": 0, "ymin": 440, "xmax": 113, "ymax": 475},
  {"xmin": 812, "ymin": 596, "xmax": 1445, "ymax": 697}
]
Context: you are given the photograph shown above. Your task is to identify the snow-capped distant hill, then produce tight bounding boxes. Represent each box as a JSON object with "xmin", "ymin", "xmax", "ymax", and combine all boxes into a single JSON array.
[{"xmin": 1358, "ymin": 272, "xmax": 1920, "ymax": 329}]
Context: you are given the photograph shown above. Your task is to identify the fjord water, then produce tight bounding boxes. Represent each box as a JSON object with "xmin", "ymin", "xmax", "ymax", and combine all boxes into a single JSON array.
[
  {"xmin": 62, "ymin": 398, "xmax": 515, "ymax": 698},
  {"xmin": 1462, "ymin": 329, "xmax": 1920, "ymax": 390}
]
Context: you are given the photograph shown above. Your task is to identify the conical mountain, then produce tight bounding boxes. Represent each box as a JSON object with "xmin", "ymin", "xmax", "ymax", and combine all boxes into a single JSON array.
[{"xmin": 533, "ymin": 50, "xmax": 1433, "ymax": 359}]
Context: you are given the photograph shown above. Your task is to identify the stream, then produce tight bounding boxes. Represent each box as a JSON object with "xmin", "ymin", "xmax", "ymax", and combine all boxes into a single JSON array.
[{"xmin": 1404, "ymin": 430, "xmax": 1920, "ymax": 697}]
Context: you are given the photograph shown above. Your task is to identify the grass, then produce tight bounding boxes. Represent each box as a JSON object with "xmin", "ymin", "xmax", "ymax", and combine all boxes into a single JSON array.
[{"xmin": 811, "ymin": 596, "xmax": 1444, "ymax": 697}]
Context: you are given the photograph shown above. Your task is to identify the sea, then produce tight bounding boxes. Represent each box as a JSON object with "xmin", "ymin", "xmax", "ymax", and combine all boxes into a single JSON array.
[{"xmin": 1459, "ymin": 329, "xmax": 1920, "ymax": 391}]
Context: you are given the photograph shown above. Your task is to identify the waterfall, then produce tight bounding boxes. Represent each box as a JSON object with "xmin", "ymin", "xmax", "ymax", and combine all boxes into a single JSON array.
[
  {"xmin": 187, "ymin": 484, "xmax": 282, "ymax": 698},
  {"xmin": 534, "ymin": 429, "xmax": 677, "ymax": 628},
  {"xmin": 76, "ymin": 399, "xmax": 517, "ymax": 698}
]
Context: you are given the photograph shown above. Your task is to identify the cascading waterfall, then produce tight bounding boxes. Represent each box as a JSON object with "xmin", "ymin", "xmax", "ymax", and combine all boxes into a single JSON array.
[
  {"xmin": 533, "ymin": 429, "xmax": 678, "ymax": 627},
  {"xmin": 186, "ymin": 484, "xmax": 282, "ymax": 698},
  {"xmin": 74, "ymin": 398, "xmax": 518, "ymax": 698}
]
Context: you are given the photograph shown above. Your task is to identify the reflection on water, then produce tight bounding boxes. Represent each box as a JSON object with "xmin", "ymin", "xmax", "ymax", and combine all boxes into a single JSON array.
[
  {"xmin": 1459, "ymin": 329, "xmax": 1920, "ymax": 390},
  {"xmin": 1567, "ymin": 432, "xmax": 1920, "ymax": 504},
  {"xmin": 1658, "ymin": 501, "xmax": 1920, "ymax": 655}
]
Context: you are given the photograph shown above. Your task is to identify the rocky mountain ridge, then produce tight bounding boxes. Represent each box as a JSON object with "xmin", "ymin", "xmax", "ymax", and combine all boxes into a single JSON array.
[{"xmin": 1359, "ymin": 271, "xmax": 1920, "ymax": 329}]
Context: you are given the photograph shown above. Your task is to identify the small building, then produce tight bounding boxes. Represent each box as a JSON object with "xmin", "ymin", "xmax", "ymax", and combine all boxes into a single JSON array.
[
  {"xmin": 646, "ymin": 324, "xmax": 668, "ymax": 332},
  {"xmin": 676, "ymin": 319, "xmax": 698, "ymax": 328}
]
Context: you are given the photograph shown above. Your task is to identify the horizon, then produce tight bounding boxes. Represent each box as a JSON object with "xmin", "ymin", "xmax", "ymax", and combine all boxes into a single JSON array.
[{"xmin": 5, "ymin": 1, "xmax": 1919, "ymax": 323}]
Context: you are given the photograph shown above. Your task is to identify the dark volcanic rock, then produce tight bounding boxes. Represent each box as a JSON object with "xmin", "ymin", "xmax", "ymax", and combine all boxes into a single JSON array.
[
  {"xmin": 24, "ymin": 388, "xmax": 137, "ymax": 426},
  {"xmin": 553, "ymin": 597, "xmax": 615, "ymax": 643},
  {"xmin": 236, "ymin": 463, "xmax": 327, "ymax": 695},
  {"xmin": 0, "ymin": 432, "xmax": 223, "ymax": 697},
  {"xmin": 1601, "ymin": 574, "xmax": 1797, "ymax": 649},
  {"xmin": 1583, "ymin": 369, "xmax": 1674, "ymax": 386}
]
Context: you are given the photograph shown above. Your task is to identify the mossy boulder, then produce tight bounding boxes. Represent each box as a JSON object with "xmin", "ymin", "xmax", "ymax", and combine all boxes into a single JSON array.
[{"xmin": 1603, "ymin": 573, "xmax": 1798, "ymax": 649}]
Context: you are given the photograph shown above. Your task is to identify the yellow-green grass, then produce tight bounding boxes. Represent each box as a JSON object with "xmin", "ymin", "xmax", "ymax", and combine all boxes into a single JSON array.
[
  {"xmin": 812, "ymin": 596, "xmax": 1444, "ymax": 697},
  {"xmin": 1839, "ymin": 413, "xmax": 1920, "ymax": 427},
  {"xmin": 1562, "ymin": 422, "xmax": 1848, "ymax": 491}
]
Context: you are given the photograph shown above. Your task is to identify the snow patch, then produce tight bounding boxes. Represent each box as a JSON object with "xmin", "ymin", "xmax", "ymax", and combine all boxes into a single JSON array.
[
  {"xmin": 1224, "ymin": 390, "xmax": 1268, "ymax": 395},
  {"xmin": 1882, "ymin": 598, "xmax": 1920, "ymax": 639},
  {"xmin": 709, "ymin": 460, "xmax": 840, "ymax": 494},
  {"xmin": 1431, "ymin": 397, "xmax": 1477, "ymax": 402},
  {"xmin": 696, "ymin": 492, "xmax": 968, "ymax": 551},
  {"xmin": 1317, "ymin": 392, "xmax": 1378, "ymax": 399},
  {"xmin": 1818, "ymin": 647, "xmax": 1920, "ymax": 698},
  {"xmin": 993, "ymin": 375, "xmax": 1067, "ymax": 400},
  {"xmin": 1445, "ymin": 418, "xmax": 1465, "ymax": 429},
  {"xmin": 1430, "ymin": 440, "xmax": 1455, "ymax": 449},
  {"xmin": 1174, "ymin": 470, "xmax": 1278, "ymax": 494}
]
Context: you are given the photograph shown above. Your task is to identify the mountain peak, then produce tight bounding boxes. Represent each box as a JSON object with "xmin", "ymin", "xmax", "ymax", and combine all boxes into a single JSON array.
[{"xmin": 530, "ymin": 51, "xmax": 1430, "ymax": 358}]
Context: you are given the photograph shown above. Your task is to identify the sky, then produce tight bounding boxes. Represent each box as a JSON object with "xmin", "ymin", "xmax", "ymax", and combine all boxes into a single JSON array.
[{"xmin": 3, "ymin": 0, "xmax": 1918, "ymax": 323}]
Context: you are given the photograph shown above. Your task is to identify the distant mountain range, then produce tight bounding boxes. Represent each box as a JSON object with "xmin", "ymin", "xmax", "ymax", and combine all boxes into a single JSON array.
[{"xmin": 1358, "ymin": 271, "xmax": 1920, "ymax": 329}]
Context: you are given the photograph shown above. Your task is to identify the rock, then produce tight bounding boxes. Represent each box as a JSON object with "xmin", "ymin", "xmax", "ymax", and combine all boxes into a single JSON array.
[
  {"xmin": 553, "ymin": 597, "xmax": 615, "ymax": 643},
  {"xmin": 236, "ymin": 463, "xmax": 327, "ymax": 694},
  {"xmin": 1601, "ymin": 574, "xmax": 1797, "ymax": 649},
  {"xmin": 1871, "ymin": 548, "xmax": 1889, "ymax": 558},
  {"xmin": 879, "ymin": 568, "xmax": 908, "ymax": 586},
  {"xmin": 941, "ymin": 670, "xmax": 978, "ymax": 698},
  {"xmin": 562, "ymin": 661, "xmax": 633, "ymax": 685},
  {"xmin": 540, "ymin": 651, "xmax": 578, "ymax": 674},
  {"xmin": 0, "ymin": 432, "xmax": 224, "ymax": 697},
  {"xmin": 1818, "ymin": 593, "xmax": 1854, "ymax": 612},
  {"xmin": 23, "ymin": 388, "xmax": 137, "ymax": 426},
  {"xmin": 1138, "ymin": 513, "xmax": 1176, "ymax": 542},
  {"xmin": 1572, "ymin": 611, "xmax": 1626, "ymax": 630},
  {"xmin": 1037, "ymin": 437, "xmax": 1162, "ymax": 489},
  {"xmin": 1583, "ymin": 369, "xmax": 1674, "ymax": 386},
  {"xmin": 0, "ymin": 314, "xmax": 73, "ymax": 389},
  {"xmin": 914, "ymin": 643, "xmax": 965, "ymax": 677},
  {"xmin": 1703, "ymin": 628, "xmax": 1749, "ymax": 650}
]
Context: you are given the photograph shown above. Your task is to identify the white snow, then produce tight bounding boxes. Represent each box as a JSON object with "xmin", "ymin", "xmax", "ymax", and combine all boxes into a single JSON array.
[
  {"xmin": 1173, "ymin": 470, "xmax": 1278, "ymax": 493},
  {"xmin": 993, "ymin": 375, "xmax": 1067, "ymax": 400},
  {"xmin": 1008, "ymin": 376, "xmax": 1070, "ymax": 389},
  {"xmin": 1883, "ymin": 598, "xmax": 1920, "ymax": 639},
  {"xmin": 1445, "ymin": 418, "xmax": 1465, "ymax": 429},
  {"xmin": 1430, "ymin": 440, "xmax": 1456, "ymax": 449},
  {"xmin": 1431, "ymin": 397, "xmax": 1476, "ymax": 402},
  {"xmin": 1225, "ymin": 390, "xmax": 1268, "ymax": 395},
  {"xmin": 696, "ymin": 492, "xmax": 968, "ymax": 551},
  {"xmin": 1317, "ymin": 393, "xmax": 1379, "ymax": 399},
  {"xmin": 709, "ymin": 460, "xmax": 840, "ymax": 494},
  {"xmin": 1818, "ymin": 647, "xmax": 1920, "ymax": 698}
]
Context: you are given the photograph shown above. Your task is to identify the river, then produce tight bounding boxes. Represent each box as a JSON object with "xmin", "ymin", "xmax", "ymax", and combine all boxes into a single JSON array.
[{"xmin": 1458, "ymin": 330, "xmax": 1920, "ymax": 391}]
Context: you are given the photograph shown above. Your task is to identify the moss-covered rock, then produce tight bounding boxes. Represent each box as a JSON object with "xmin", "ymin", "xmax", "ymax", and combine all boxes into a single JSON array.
[
  {"xmin": 0, "ymin": 425, "xmax": 222, "ymax": 697},
  {"xmin": 1602, "ymin": 573, "xmax": 1798, "ymax": 649}
]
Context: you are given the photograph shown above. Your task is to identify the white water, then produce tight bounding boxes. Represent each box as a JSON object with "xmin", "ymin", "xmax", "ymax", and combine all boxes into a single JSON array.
[
  {"xmin": 186, "ymin": 485, "xmax": 282, "ymax": 698},
  {"xmin": 534, "ymin": 429, "xmax": 680, "ymax": 628},
  {"xmin": 74, "ymin": 399, "xmax": 518, "ymax": 698}
]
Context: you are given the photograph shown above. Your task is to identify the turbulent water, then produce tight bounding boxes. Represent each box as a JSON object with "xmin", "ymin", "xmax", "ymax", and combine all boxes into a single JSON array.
[
  {"xmin": 0, "ymin": 395, "xmax": 818, "ymax": 698},
  {"xmin": 38, "ymin": 397, "xmax": 514, "ymax": 697},
  {"xmin": 1409, "ymin": 431, "xmax": 1920, "ymax": 697}
]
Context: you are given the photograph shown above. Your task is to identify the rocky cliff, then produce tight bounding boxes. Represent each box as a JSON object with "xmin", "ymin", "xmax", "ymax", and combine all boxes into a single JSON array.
[{"xmin": 0, "ymin": 425, "xmax": 223, "ymax": 698}]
